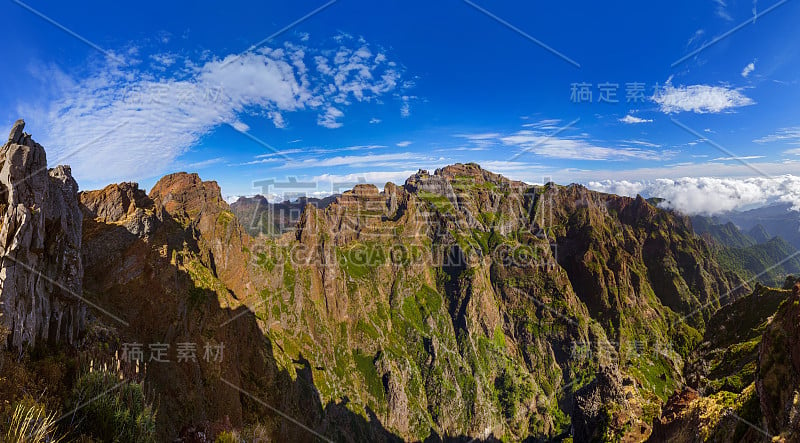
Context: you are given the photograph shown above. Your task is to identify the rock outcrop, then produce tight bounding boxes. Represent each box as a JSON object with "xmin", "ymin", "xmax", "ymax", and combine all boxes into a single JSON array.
[
  {"xmin": 572, "ymin": 364, "xmax": 633, "ymax": 442},
  {"xmin": 0, "ymin": 119, "xmax": 84, "ymax": 350},
  {"xmin": 230, "ymin": 194, "xmax": 338, "ymax": 237},
  {"xmin": 246, "ymin": 164, "xmax": 742, "ymax": 441},
  {"xmin": 757, "ymin": 283, "xmax": 800, "ymax": 440}
]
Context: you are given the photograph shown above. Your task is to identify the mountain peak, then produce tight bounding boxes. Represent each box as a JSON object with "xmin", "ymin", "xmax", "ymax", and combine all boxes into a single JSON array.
[{"xmin": 7, "ymin": 118, "xmax": 25, "ymax": 145}]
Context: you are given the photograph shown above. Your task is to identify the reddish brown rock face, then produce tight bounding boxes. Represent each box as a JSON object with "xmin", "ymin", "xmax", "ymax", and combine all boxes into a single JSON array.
[
  {"xmin": 149, "ymin": 172, "xmax": 224, "ymax": 222},
  {"xmin": 78, "ymin": 172, "xmax": 274, "ymax": 440},
  {"xmin": 81, "ymin": 182, "xmax": 151, "ymax": 223},
  {"xmin": 147, "ymin": 172, "xmax": 256, "ymax": 300}
]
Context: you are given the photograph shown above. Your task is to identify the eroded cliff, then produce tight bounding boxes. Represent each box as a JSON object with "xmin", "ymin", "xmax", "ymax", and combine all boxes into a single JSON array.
[{"xmin": 0, "ymin": 119, "xmax": 84, "ymax": 351}]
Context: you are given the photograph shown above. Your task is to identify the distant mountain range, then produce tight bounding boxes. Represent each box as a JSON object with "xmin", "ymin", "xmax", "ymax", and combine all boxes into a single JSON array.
[{"xmin": 691, "ymin": 206, "xmax": 800, "ymax": 287}]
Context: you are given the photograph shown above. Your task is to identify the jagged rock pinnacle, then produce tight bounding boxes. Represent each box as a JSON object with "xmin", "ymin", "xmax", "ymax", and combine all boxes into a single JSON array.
[
  {"xmin": 7, "ymin": 118, "xmax": 25, "ymax": 145},
  {"xmin": 0, "ymin": 120, "xmax": 85, "ymax": 350}
]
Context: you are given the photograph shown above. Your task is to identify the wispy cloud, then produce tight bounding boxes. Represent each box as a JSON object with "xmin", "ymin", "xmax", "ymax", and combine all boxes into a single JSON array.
[
  {"xmin": 652, "ymin": 84, "xmax": 754, "ymax": 113},
  {"xmin": 500, "ymin": 131, "xmax": 672, "ymax": 161},
  {"xmin": 399, "ymin": 95, "xmax": 416, "ymax": 117},
  {"xmin": 619, "ymin": 115, "xmax": 653, "ymax": 124},
  {"xmin": 711, "ymin": 155, "xmax": 765, "ymax": 161},
  {"xmin": 396, "ymin": 140, "xmax": 412, "ymax": 147},
  {"xmin": 180, "ymin": 157, "xmax": 226, "ymax": 170},
  {"xmin": 754, "ymin": 127, "xmax": 800, "ymax": 145},
  {"xmin": 455, "ymin": 133, "xmax": 502, "ymax": 141},
  {"xmin": 21, "ymin": 35, "xmax": 407, "ymax": 186},
  {"xmin": 687, "ymin": 29, "xmax": 706, "ymax": 47},
  {"xmin": 435, "ymin": 146, "xmax": 488, "ymax": 152},
  {"xmin": 741, "ymin": 60, "xmax": 756, "ymax": 78},
  {"xmin": 714, "ymin": 0, "xmax": 733, "ymax": 21},
  {"xmin": 312, "ymin": 170, "xmax": 418, "ymax": 187},
  {"xmin": 317, "ymin": 106, "xmax": 344, "ymax": 128},
  {"xmin": 621, "ymin": 139, "xmax": 661, "ymax": 148},
  {"xmin": 477, "ymin": 160, "xmax": 545, "ymax": 172},
  {"xmin": 242, "ymin": 144, "xmax": 387, "ymax": 165},
  {"xmin": 283, "ymin": 152, "xmax": 434, "ymax": 168},
  {"xmin": 521, "ymin": 118, "xmax": 562, "ymax": 130}
]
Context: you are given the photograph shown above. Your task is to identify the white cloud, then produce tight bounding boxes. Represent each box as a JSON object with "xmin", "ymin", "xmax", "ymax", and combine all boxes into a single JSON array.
[
  {"xmin": 652, "ymin": 84, "xmax": 754, "ymax": 113},
  {"xmin": 741, "ymin": 61, "xmax": 755, "ymax": 78},
  {"xmin": 477, "ymin": 160, "xmax": 545, "ymax": 173},
  {"xmin": 284, "ymin": 152, "xmax": 433, "ymax": 168},
  {"xmin": 318, "ymin": 106, "xmax": 344, "ymax": 128},
  {"xmin": 500, "ymin": 131, "xmax": 672, "ymax": 161},
  {"xmin": 150, "ymin": 53, "xmax": 177, "ymax": 67},
  {"xmin": 687, "ymin": 29, "xmax": 705, "ymax": 47},
  {"xmin": 711, "ymin": 155, "xmax": 764, "ymax": 161},
  {"xmin": 369, "ymin": 117, "xmax": 381, "ymax": 124},
  {"xmin": 268, "ymin": 111, "xmax": 286, "ymax": 128},
  {"xmin": 436, "ymin": 146, "xmax": 488, "ymax": 152},
  {"xmin": 255, "ymin": 148, "xmax": 305, "ymax": 159},
  {"xmin": 182, "ymin": 157, "xmax": 225, "ymax": 169},
  {"xmin": 621, "ymin": 139, "xmax": 660, "ymax": 148},
  {"xmin": 588, "ymin": 175, "xmax": 800, "ymax": 215},
  {"xmin": 455, "ymin": 133, "xmax": 501, "ymax": 140},
  {"xmin": 619, "ymin": 115, "xmax": 653, "ymax": 124},
  {"xmin": 396, "ymin": 140, "xmax": 412, "ymax": 147},
  {"xmin": 20, "ymin": 35, "xmax": 407, "ymax": 186},
  {"xmin": 521, "ymin": 118, "xmax": 562, "ymax": 129},
  {"xmin": 400, "ymin": 95, "xmax": 416, "ymax": 117},
  {"xmin": 754, "ymin": 127, "xmax": 800, "ymax": 145},
  {"xmin": 714, "ymin": 0, "xmax": 733, "ymax": 20},
  {"xmin": 230, "ymin": 120, "xmax": 250, "ymax": 132},
  {"xmin": 312, "ymin": 170, "xmax": 418, "ymax": 187}
]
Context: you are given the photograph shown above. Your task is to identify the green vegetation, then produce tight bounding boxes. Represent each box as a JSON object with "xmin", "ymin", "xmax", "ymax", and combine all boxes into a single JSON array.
[
  {"xmin": 418, "ymin": 191, "xmax": 456, "ymax": 214},
  {"xmin": 184, "ymin": 258, "xmax": 228, "ymax": 297},
  {"xmin": 496, "ymin": 365, "xmax": 533, "ymax": 422},
  {"xmin": 216, "ymin": 210, "xmax": 235, "ymax": 230},
  {"xmin": 669, "ymin": 322, "xmax": 702, "ymax": 358},
  {"xmin": 353, "ymin": 351, "xmax": 385, "ymax": 402},
  {"xmin": 283, "ymin": 261, "xmax": 296, "ymax": 292},
  {"xmin": 337, "ymin": 242, "xmax": 386, "ymax": 279},
  {"xmin": 255, "ymin": 251, "xmax": 278, "ymax": 272},
  {"xmin": 699, "ymin": 219, "xmax": 800, "ymax": 286},
  {"xmin": 66, "ymin": 371, "xmax": 157, "ymax": 442}
]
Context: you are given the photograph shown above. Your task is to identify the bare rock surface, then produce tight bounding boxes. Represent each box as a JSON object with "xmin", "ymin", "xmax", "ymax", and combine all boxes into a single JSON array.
[{"xmin": 0, "ymin": 120, "xmax": 84, "ymax": 350}]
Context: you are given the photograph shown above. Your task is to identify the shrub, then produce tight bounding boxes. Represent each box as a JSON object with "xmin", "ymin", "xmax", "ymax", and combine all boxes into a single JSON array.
[
  {"xmin": 65, "ymin": 371, "xmax": 156, "ymax": 442},
  {"xmin": 215, "ymin": 430, "xmax": 239, "ymax": 442}
]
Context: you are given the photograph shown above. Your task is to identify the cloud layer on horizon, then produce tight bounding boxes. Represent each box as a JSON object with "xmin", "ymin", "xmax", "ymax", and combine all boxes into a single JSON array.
[{"xmin": 588, "ymin": 175, "xmax": 800, "ymax": 215}]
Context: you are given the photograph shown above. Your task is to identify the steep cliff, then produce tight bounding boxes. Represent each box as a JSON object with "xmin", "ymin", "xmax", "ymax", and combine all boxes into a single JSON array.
[
  {"xmin": 648, "ymin": 279, "xmax": 800, "ymax": 442},
  {"xmin": 78, "ymin": 176, "xmax": 273, "ymax": 440},
  {"xmin": 243, "ymin": 163, "xmax": 743, "ymax": 441},
  {"xmin": 0, "ymin": 119, "xmax": 84, "ymax": 351}
]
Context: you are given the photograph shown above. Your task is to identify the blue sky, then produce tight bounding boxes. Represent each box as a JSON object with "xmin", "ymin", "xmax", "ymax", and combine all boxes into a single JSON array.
[{"xmin": 2, "ymin": 0, "xmax": 800, "ymax": 214}]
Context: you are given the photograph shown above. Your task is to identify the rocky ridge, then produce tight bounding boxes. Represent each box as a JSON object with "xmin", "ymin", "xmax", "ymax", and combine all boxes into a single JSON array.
[{"xmin": 0, "ymin": 124, "xmax": 784, "ymax": 442}]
